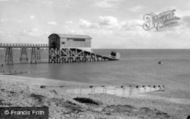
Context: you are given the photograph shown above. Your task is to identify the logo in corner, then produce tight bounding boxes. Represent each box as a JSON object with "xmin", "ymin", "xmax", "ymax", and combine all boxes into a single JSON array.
[{"xmin": 143, "ymin": 9, "xmax": 180, "ymax": 31}]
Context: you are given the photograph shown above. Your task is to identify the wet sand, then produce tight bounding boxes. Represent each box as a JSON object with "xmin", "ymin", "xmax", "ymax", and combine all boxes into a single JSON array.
[{"xmin": 0, "ymin": 75, "xmax": 190, "ymax": 119}]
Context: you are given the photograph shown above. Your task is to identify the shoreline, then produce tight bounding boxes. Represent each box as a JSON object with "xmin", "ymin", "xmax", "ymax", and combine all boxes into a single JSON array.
[
  {"xmin": 1, "ymin": 74, "xmax": 190, "ymax": 102},
  {"xmin": 1, "ymin": 74, "xmax": 190, "ymax": 104},
  {"xmin": 0, "ymin": 74, "xmax": 190, "ymax": 119}
]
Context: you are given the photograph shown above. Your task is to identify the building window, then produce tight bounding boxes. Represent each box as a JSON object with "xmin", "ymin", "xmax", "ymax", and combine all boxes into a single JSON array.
[
  {"xmin": 67, "ymin": 38, "xmax": 85, "ymax": 41},
  {"xmin": 74, "ymin": 39, "xmax": 85, "ymax": 41}
]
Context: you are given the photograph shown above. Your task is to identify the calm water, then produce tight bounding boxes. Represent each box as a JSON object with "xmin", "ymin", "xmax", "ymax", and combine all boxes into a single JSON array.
[{"xmin": 1, "ymin": 49, "xmax": 190, "ymax": 86}]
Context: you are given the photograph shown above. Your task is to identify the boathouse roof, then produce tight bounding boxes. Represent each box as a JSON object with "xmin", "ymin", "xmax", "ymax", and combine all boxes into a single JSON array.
[{"xmin": 49, "ymin": 33, "xmax": 92, "ymax": 40}]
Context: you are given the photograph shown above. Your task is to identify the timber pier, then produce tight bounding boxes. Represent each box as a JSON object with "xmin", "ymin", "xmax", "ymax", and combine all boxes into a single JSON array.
[
  {"xmin": 0, "ymin": 43, "xmax": 48, "ymax": 65},
  {"xmin": 49, "ymin": 48, "xmax": 119, "ymax": 63},
  {"xmin": 0, "ymin": 33, "xmax": 120, "ymax": 65}
]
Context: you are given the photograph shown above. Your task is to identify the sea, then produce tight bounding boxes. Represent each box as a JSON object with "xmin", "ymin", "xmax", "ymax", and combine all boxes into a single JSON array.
[{"xmin": 1, "ymin": 49, "xmax": 190, "ymax": 88}]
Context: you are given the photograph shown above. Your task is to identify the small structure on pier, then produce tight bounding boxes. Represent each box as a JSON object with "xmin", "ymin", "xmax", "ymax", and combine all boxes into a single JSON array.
[
  {"xmin": 48, "ymin": 33, "xmax": 120, "ymax": 63},
  {"xmin": 48, "ymin": 34, "xmax": 92, "ymax": 52}
]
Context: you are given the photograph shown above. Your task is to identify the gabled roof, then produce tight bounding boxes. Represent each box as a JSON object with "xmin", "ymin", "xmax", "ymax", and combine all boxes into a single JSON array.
[{"xmin": 57, "ymin": 34, "xmax": 92, "ymax": 40}]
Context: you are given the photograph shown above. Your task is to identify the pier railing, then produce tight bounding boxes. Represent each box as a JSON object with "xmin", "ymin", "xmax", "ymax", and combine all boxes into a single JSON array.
[{"xmin": 0, "ymin": 43, "xmax": 48, "ymax": 48}]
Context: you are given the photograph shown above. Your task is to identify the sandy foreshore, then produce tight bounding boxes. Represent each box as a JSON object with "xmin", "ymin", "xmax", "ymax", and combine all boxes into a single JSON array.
[{"xmin": 0, "ymin": 75, "xmax": 190, "ymax": 119}]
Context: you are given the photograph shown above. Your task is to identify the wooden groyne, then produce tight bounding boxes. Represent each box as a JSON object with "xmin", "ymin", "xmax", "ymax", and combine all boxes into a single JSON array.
[{"xmin": 63, "ymin": 85, "xmax": 165, "ymax": 97}]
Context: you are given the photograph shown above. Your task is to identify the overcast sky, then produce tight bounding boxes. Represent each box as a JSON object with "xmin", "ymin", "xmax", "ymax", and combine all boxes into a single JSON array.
[{"xmin": 0, "ymin": 0, "xmax": 190, "ymax": 48}]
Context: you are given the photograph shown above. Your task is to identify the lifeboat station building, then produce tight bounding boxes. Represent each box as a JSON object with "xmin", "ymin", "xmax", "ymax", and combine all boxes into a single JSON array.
[
  {"xmin": 48, "ymin": 33, "xmax": 92, "ymax": 52},
  {"xmin": 48, "ymin": 33, "xmax": 119, "ymax": 63}
]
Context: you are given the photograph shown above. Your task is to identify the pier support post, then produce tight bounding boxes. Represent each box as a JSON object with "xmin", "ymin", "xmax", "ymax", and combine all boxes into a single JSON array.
[
  {"xmin": 5, "ymin": 47, "xmax": 13, "ymax": 65},
  {"xmin": 56, "ymin": 49, "xmax": 60, "ymax": 63},
  {"xmin": 48, "ymin": 48, "xmax": 118, "ymax": 64},
  {"xmin": 31, "ymin": 47, "xmax": 37, "ymax": 64},
  {"xmin": 49, "ymin": 48, "xmax": 59, "ymax": 63},
  {"xmin": 36, "ymin": 47, "xmax": 41, "ymax": 60},
  {"xmin": 20, "ymin": 47, "xmax": 28, "ymax": 63},
  {"xmin": 49, "ymin": 49, "xmax": 53, "ymax": 63}
]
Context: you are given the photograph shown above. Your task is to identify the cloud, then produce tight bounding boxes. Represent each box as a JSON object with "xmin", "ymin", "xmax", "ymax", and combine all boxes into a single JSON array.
[
  {"xmin": 93, "ymin": 0, "xmax": 123, "ymax": 8},
  {"xmin": 77, "ymin": 16, "xmax": 190, "ymax": 49},
  {"xmin": 79, "ymin": 19, "xmax": 99, "ymax": 29},
  {"xmin": 45, "ymin": 0, "xmax": 53, "ymax": 6},
  {"xmin": 182, "ymin": 16, "xmax": 190, "ymax": 28},
  {"xmin": 98, "ymin": 16, "xmax": 119, "ymax": 27},
  {"xmin": 0, "ymin": 30, "xmax": 4, "ymax": 34},
  {"xmin": 79, "ymin": 19, "xmax": 93, "ymax": 28},
  {"xmin": 30, "ymin": 15, "xmax": 35, "ymax": 20},
  {"xmin": 79, "ymin": 16, "xmax": 120, "ymax": 29},
  {"xmin": 128, "ymin": 5, "xmax": 143, "ymax": 12},
  {"xmin": 94, "ymin": 1, "xmax": 113, "ymax": 8},
  {"xmin": 0, "ymin": 19, "xmax": 6, "ymax": 22},
  {"xmin": 79, "ymin": 16, "xmax": 142, "ymax": 31},
  {"xmin": 47, "ymin": 21, "xmax": 57, "ymax": 25},
  {"xmin": 22, "ymin": 28, "xmax": 45, "ymax": 37},
  {"xmin": 176, "ymin": 9, "xmax": 190, "ymax": 17},
  {"xmin": 0, "ymin": 0, "xmax": 23, "ymax": 3},
  {"xmin": 0, "ymin": 0, "xmax": 9, "ymax": 2},
  {"xmin": 66, "ymin": 21, "xmax": 73, "ymax": 24},
  {"xmin": 0, "ymin": 18, "xmax": 10, "ymax": 23},
  {"xmin": 120, "ymin": 20, "xmax": 144, "ymax": 31}
]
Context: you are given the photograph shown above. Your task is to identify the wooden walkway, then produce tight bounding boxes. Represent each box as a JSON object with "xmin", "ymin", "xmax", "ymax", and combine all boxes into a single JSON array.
[
  {"xmin": 0, "ymin": 43, "xmax": 48, "ymax": 65},
  {"xmin": 0, "ymin": 43, "xmax": 48, "ymax": 48},
  {"xmin": 49, "ymin": 48, "xmax": 119, "ymax": 63},
  {"xmin": 0, "ymin": 43, "xmax": 119, "ymax": 65}
]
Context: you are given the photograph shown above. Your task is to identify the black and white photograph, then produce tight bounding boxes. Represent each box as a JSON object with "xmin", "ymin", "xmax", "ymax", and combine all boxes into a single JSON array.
[{"xmin": 0, "ymin": 0, "xmax": 190, "ymax": 119}]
